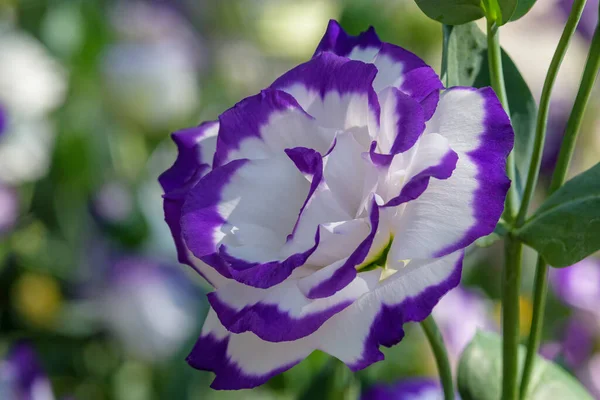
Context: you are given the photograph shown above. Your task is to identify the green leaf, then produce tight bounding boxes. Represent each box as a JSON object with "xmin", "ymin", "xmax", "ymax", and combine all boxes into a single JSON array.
[
  {"xmin": 510, "ymin": 0, "xmax": 538, "ymax": 21},
  {"xmin": 516, "ymin": 162, "xmax": 600, "ymax": 267},
  {"xmin": 414, "ymin": 0, "xmax": 484, "ymax": 25},
  {"xmin": 496, "ymin": 0, "xmax": 518, "ymax": 24},
  {"xmin": 457, "ymin": 331, "xmax": 594, "ymax": 400},
  {"xmin": 443, "ymin": 23, "xmax": 537, "ymax": 203}
]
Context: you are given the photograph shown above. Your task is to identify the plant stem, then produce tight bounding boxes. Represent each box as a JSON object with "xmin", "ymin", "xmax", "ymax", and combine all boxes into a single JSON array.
[
  {"xmin": 502, "ymin": 235, "xmax": 523, "ymax": 400},
  {"xmin": 519, "ymin": 21, "xmax": 600, "ymax": 400},
  {"xmin": 487, "ymin": 17, "xmax": 523, "ymax": 400},
  {"xmin": 487, "ymin": 19, "xmax": 517, "ymax": 222},
  {"xmin": 516, "ymin": 0, "xmax": 588, "ymax": 227},
  {"xmin": 518, "ymin": 257, "xmax": 547, "ymax": 399},
  {"xmin": 421, "ymin": 316, "xmax": 454, "ymax": 400}
]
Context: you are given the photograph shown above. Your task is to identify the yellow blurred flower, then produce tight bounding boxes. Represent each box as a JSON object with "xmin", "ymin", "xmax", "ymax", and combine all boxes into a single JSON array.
[
  {"xmin": 12, "ymin": 272, "xmax": 62, "ymax": 327},
  {"xmin": 494, "ymin": 296, "xmax": 533, "ymax": 338}
]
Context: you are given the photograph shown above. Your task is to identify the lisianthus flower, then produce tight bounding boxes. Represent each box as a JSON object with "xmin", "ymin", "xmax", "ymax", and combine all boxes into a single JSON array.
[
  {"xmin": 362, "ymin": 378, "xmax": 460, "ymax": 400},
  {"xmin": 550, "ymin": 258, "xmax": 600, "ymax": 320},
  {"xmin": 0, "ymin": 28, "xmax": 66, "ymax": 184},
  {"xmin": 98, "ymin": 256, "xmax": 202, "ymax": 362},
  {"xmin": 0, "ymin": 184, "xmax": 19, "ymax": 236},
  {"xmin": 432, "ymin": 286, "xmax": 495, "ymax": 368},
  {"xmin": 160, "ymin": 20, "xmax": 513, "ymax": 389},
  {"xmin": 0, "ymin": 342, "xmax": 55, "ymax": 400},
  {"xmin": 558, "ymin": 0, "xmax": 598, "ymax": 42}
]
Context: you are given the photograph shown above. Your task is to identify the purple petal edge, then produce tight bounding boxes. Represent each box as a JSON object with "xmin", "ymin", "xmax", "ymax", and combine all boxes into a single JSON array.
[
  {"xmin": 349, "ymin": 252, "xmax": 464, "ymax": 371},
  {"xmin": 313, "ymin": 19, "xmax": 381, "ymax": 58},
  {"xmin": 186, "ymin": 334, "xmax": 302, "ymax": 390},
  {"xmin": 306, "ymin": 198, "xmax": 380, "ymax": 299},
  {"xmin": 383, "ymin": 150, "xmax": 458, "ymax": 208},
  {"xmin": 208, "ymin": 293, "xmax": 353, "ymax": 342},
  {"xmin": 190, "ymin": 253, "xmax": 464, "ymax": 390},
  {"xmin": 435, "ymin": 87, "xmax": 513, "ymax": 257}
]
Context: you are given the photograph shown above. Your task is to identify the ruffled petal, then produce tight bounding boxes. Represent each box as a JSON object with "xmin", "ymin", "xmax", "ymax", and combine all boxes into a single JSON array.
[
  {"xmin": 376, "ymin": 87, "xmax": 426, "ymax": 157},
  {"xmin": 313, "ymin": 20, "xmax": 443, "ymax": 120},
  {"xmin": 382, "ymin": 132, "xmax": 458, "ymax": 207},
  {"xmin": 390, "ymin": 87, "xmax": 512, "ymax": 260},
  {"xmin": 271, "ymin": 52, "xmax": 380, "ymax": 132},
  {"xmin": 159, "ymin": 122, "xmax": 231, "ymax": 286},
  {"xmin": 189, "ymin": 251, "xmax": 463, "ymax": 389},
  {"xmin": 181, "ymin": 155, "xmax": 320, "ymax": 288},
  {"xmin": 213, "ymin": 89, "xmax": 333, "ymax": 167},
  {"xmin": 207, "ymin": 266, "xmax": 381, "ymax": 342}
]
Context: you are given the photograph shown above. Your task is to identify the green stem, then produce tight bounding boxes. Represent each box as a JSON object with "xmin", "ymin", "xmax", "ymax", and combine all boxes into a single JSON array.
[
  {"xmin": 487, "ymin": 19, "xmax": 517, "ymax": 221},
  {"xmin": 487, "ymin": 17, "xmax": 523, "ymax": 400},
  {"xmin": 519, "ymin": 257, "xmax": 547, "ymax": 399},
  {"xmin": 515, "ymin": 0, "xmax": 588, "ymax": 226},
  {"xmin": 502, "ymin": 235, "xmax": 523, "ymax": 400},
  {"xmin": 421, "ymin": 316, "xmax": 454, "ymax": 400},
  {"xmin": 519, "ymin": 21, "xmax": 600, "ymax": 400}
]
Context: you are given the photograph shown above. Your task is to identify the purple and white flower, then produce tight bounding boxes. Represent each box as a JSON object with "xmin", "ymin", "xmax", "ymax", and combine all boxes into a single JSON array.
[
  {"xmin": 99, "ymin": 256, "xmax": 202, "ymax": 363},
  {"xmin": 550, "ymin": 258, "xmax": 600, "ymax": 326},
  {"xmin": 160, "ymin": 20, "xmax": 513, "ymax": 389},
  {"xmin": 0, "ymin": 342, "xmax": 55, "ymax": 400},
  {"xmin": 0, "ymin": 184, "xmax": 19, "ymax": 236},
  {"xmin": 362, "ymin": 377, "xmax": 459, "ymax": 400},
  {"xmin": 432, "ymin": 286, "xmax": 495, "ymax": 368}
]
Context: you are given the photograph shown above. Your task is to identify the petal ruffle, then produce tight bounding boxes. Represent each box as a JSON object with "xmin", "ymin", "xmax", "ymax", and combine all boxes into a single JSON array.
[
  {"xmin": 188, "ymin": 251, "xmax": 463, "ymax": 390},
  {"xmin": 271, "ymin": 52, "xmax": 379, "ymax": 132},
  {"xmin": 213, "ymin": 89, "xmax": 333, "ymax": 167},
  {"xmin": 314, "ymin": 20, "xmax": 443, "ymax": 120},
  {"xmin": 159, "ymin": 122, "xmax": 231, "ymax": 286},
  {"xmin": 181, "ymin": 156, "xmax": 320, "ymax": 288},
  {"xmin": 390, "ymin": 87, "xmax": 513, "ymax": 260}
]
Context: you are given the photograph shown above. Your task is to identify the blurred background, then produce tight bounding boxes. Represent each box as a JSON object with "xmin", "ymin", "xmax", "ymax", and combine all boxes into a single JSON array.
[{"xmin": 0, "ymin": 0, "xmax": 600, "ymax": 399}]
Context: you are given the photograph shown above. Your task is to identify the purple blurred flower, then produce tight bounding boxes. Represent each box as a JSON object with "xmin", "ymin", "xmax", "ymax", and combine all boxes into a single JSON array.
[
  {"xmin": 0, "ymin": 103, "xmax": 6, "ymax": 137},
  {"xmin": 362, "ymin": 378, "xmax": 460, "ymax": 400},
  {"xmin": 559, "ymin": 0, "xmax": 599, "ymax": 41},
  {"xmin": 0, "ymin": 184, "xmax": 18, "ymax": 235},
  {"xmin": 0, "ymin": 342, "xmax": 55, "ymax": 400},
  {"xmin": 550, "ymin": 258, "xmax": 600, "ymax": 318},
  {"xmin": 432, "ymin": 286, "xmax": 494, "ymax": 367},
  {"xmin": 159, "ymin": 20, "xmax": 512, "ymax": 390},
  {"xmin": 102, "ymin": 1, "xmax": 202, "ymax": 129},
  {"xmin": 100, "ymin": 256, "xmax": 202, "ymax": 362},
  {"xmin": 542, "ymin": 318, "xmax": 594, "ymax": 369},
  {"xmin": 92, "ymin": 181, "xmax": 133, "ymax": 224},
  {"xmin": 578, "ymin": 354, "xmax": 600, "ymax": 399}
]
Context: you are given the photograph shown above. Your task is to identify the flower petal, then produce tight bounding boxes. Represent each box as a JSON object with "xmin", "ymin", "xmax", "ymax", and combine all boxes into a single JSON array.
[
  {"xmin": 213, "ymin": 89, "xmax": 333, "ymax": 167},
  {"xmin": 382, "ymin": 132, "xmax": 458, "ymax": 208},
  {"xmin": 300, "ymin": 197, "xmax": 379, "ymax": 299},
  {"xmin": 181, "ymin": 155, "xmax": 321, "ymax": 288},
  {"xmin": 159, "ymin": 122, "xmax": 231, "ymax": 286},
  {"xmin": 390, "ymin": 87, "xmax": 512, "ymax": 260},
  {"xmin": 314, "ymin": 20, "xmax": 443, "ymax": 120},
  {"xmin": 376, "ymin": 87, "xmax": 426, "ymax": 156},
  {"xmin": 189, "ymin": 251, "xmax": 463, "ymax": 389},
  {"xmin": 271, "ymin": 52, "xmax": 379, "ymax": 131},
  {"xmin": 207, "ymin": 266, "xmax": 381, "ymax": 342}
]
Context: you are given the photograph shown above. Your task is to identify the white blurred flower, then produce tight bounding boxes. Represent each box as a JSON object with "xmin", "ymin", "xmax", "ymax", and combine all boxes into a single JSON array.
[
  {"xmin": 0, "ymin": 28, "xmax": 67, "ymax": 184},
  {"xmin": 102, "ymin": 1, "xmax": 202, "ymax": 130},
  {"xmin": 101, "ymin": 258, "xmax": 201, "ymax": 362},
  {"xmin": 0, "ymin": 29, "xmax": 67, "ymax": 118}
]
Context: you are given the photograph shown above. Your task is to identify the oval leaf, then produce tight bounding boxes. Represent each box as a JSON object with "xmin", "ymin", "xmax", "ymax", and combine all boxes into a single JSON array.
[
  {"xmin": 415, "ymin": 0, "xmax": 484, "ymax": 25},
  {"xmin": 443, "ymin": 23, "xmax": 537, "ymax": 204},
  {"xmin": 497, "ymin": 0, "xmax": 518, "ymax": 24},
  {"xmin": 458, "ymin": 331, "xmax": 594, "ymax": 400},
  {"xmin": 516, "ymin": 162, "xmax": 600, "ymax": 267},
  {"xmin": 510, "ymin": 0, "xmax": 538, "ymax": 21}
]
